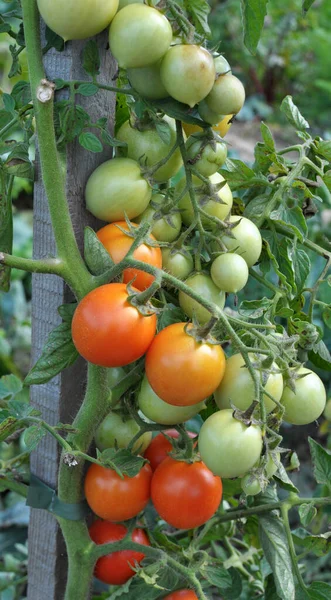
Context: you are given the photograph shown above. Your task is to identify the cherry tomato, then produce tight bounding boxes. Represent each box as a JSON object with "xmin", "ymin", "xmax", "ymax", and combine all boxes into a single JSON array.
[
  {"xmin": 161, "ymin": 248, "xmax": 194, "ymax": 280},
  {"xmin": 179, "ymin": 272, "xmax": 226, "ymax": 325},
  {"xmin": 138, "ymin": 375, "xmax": 206, "ymax": 425},
  {"xmin": 214, "ymin": 55, "xmax": 231, "ymax": 75},
  {"xmin": 37, "ymin": 0, "xmax": 118, "ymax": 41},
  {"xmin": 144, "ymin": 430, "xmax": 197, "ymax": 471},
  {"xmin": 177, "ymin": 172, "xmax": 233, "ymax": 227},
  {"xmin": 214, "ymin": 353, "xmax": 284, "ymax": 414},
  {"xmin": 186, "ymin": 133, "xmax": 227, "ymax": 177},
  {"xmin": 95, "ymin": 411, "xmax": 152, "ymax": 454},
  {"xmin": 71, "ymin": 283, "xmax": 156, "ymax": 367},
  {"xmin": 151, "ymin": 457, "xmax": 223, "ymax": 529},
  {"xmin": 127, "ymin": 60, "xmax": 168, "ymax": 100},
  {"xmin": 97, "ymin": 221, "xmax": 162, "ymax": 291},
  {"xmin": 89, "ymin": 520, "xmax": 150, "ymax": 585},
  {"xmin": 109, "ymin": 5, "xmax": 172, "ymax": 68},
  {"xmin": 84, "ymin": 462, "xmax": 152, "ymax": 521},
  {"xmin": 163, "ymin": 592, "xmax": 198, "ymax": 600},
  {"xmin": 199, "ymin": 409, "xmax": 263, "ymax": 479},
  {"xmin": 206, "ymin": 73, "xmax": 245, "ymax": 116},
  {"xmin": 118, "ymin": 0, "xmax": 143, "ymax": 9},
  {"xmin": 117, "ymin": 117, "xmax": 183, "ymax": 183},
  {"xmin": 137, "ymin": 194, "xmax": 182, "ymax": 243},
  {"xmin": 324, "ymin": 398, "xmax": 331, "ymax": 421},
  {"xmin": 145, "ymin": 322, "xmax": 226, "ymax": 406},
  {"xmin": 241, "ymin": 474, "xmax": 261, "ymax": 496},
  {"xmin": 86, "ymin": 158, "xmax": 151, "ymax": 223},
  {"xmin": 160, "ymin": 45, "xmax": 215, "ymax": 107},
  {"xmin": 211, "ymin": 253, "xmax": 249, "ymax": 293},
  {"xmin": 222, "ymin": 215, "xmax": 262, "ymax": 267},
  {"xmin": 182, "ymin": 115, "xmax": 233, "ymax": 138},
  {"xmin": 281, "ymin": 368, "xmax": 326, "ymax": 425}
]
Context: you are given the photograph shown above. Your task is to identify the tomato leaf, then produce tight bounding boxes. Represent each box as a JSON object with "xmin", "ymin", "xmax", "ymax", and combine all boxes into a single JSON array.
[
  {"xmin": 84, "ymin": 227, "xmax": 114, "ymax": 276},
  {"xmin": 240, "ymin": 0, "xmax": 268, "ymax": 55},
  {"xmin": 151, "ymin": 97, "xmax": 205, "ymax": 126},
  {"xmin": 302, "ymin": 0, "xmax": 317, "ymax": 13},
  {"xmin": 280, "ymin": 96, "xmax": 309, "ymax": 131},
  {"xmin": 82, "ymin": 40, "xmax": 100, "ymax": 77},
  {"xmin": 0, "ymin": 416, "xmax": 19, "ymax": 443},
  {"xmin": 298, "ymin": 503, "xmax": 317, "ymax": 527},
  {"xmin": 274, "ymin": 462, "xmax": 299, "ymax": 494},
  {"xmin": 258, "ymin": 512, "xmax": 295, "ymax": 600},
  {"xmin": 220, "ymin": 158, "xmax": 268, "ymax": 189},
  {"xmin": 0, "ymin": 374, "xmax": 23, "ymax": 400},
  {"xmin": 308, "ymin": 438, "xmax": 331, "ymax": 490},
  {"xmin": 292, "ymin": 528, "xmax": 331, "ymax": 558},
  {"xmin": 44, "ymin": 25, "xmax": 65, "ymax": 52},
  {"xmin": 76, "ymin": 83, "xmax": 99, "ymax": 97},
  {"xmin": 201, "ymin": 565, "xmax": 242, "ymax": 599},
  {"xmin": 184, "ymin": 0, "xmax": 211, "ymax": 37},
  {"xmin": 97, "ymin": 448, "xmax": 147, "ymax": 478},
  {"xmin": 309, "ymin": 339, "xmax": 331, "ymax": 371},
  {"xmin": 22, "ymin": 424, "xmax": 46, "ymax": 452},
  {"xmin": 79, "ymin": 132, "xmax": 103, "ymax": 153},
  {"xmin": 296, "ymin": 581, "xmax": 331, "ymax": 600}
]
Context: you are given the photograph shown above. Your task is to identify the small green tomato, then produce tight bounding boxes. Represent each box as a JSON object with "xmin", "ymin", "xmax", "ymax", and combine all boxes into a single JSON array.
[
  {"xmin": 162, "ymin": 248, "xmax": 194, "ymax": 280},
  {"xmin": 186, "ymin": 133, "xmax": 228, "ymax": 177},
  {"xmin": 324, "ymin": 398, "xmax": 331, "ymax": 421},
  {"xmin": 241, "ymin": 474, "xmax": 262, "ymax": 496},
  {"xmin": 211, "ymin": 253, "xmax": 249, "ymax": 293},
  {"xmin": 281, "ymin": 368, "xmax": 326, "ymax": 425},
  {"xmin": 95, "ymin": 411, "xmax": 152, "ymax": 454},
  {"xmin": 206, "ymin": 73, "xmax": 245, "ymax": 116},
  {"xmin": 137, "ymin": 194, "xmax": 182, "ymax": 242},
  {"xmin": 222, "ymin": 215, "xmax": 262, "ymax": 267},
  {"xmin": 179, "ymin": 272, "xmax": 225, "ymax": 324}
]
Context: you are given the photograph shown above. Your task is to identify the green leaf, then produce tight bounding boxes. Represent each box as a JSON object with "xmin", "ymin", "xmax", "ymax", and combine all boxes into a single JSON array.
[
  {"xmin": 101, "ymin": 129, "xmax": 127, "ymax": 148},
  {"xmin": 265, "ymin": 574, "xmax": 282, "ymax": 600},
  {"xmin": 309, "ymin": 340, "xmax": 331, "ymax": 371},
  {"xmin": 151, "ymin": 98, "xmax": 205, "ymax": 126},
  {"xmin": 302, "ymin": 0, "xmax": 317, "ymax": 13},
  {"xmin": 298, "ymin": 503, "xmax": 317, "ymax": 527},
  {"xmin": 309, "ymin": 437, "xmax": 331, "ymax": 489},
  {"xmin": 2, "ymin": 94, "xmax": 16, "ymax": 114},
  {"xmin": 280, "ymin": 96, "xmax": 309, "ymax": 131},
  {"xmin": 292, "ymin": 528, "xmax": 331, "ymax": 558},
  {"xmin": 22, "ymin": 425, "xmax": 46, "ymax": 452},
  {"xmin": 201, "ymin": 565, "xmax": 242, "ymax": 599},
  {"xmin": 11, "ymin": 81, "xmax": 31, "ymax": 108},
  {"xmin": 304, "ymin": 582, "xmax": 331, "ymax": 599},
  {"xmin": 84, "ymin": 227, "xmax": 114, "ymax": 276},
  {"xmin": 240, "ymin": 0, "xmax": 268, "ymax": 54},
  {"xmin": 261, "ymin": 122, "xmax": 276, "ymax": 151},
  {"xmin": 291, "ymin": 248, "xmax": 310, "ymax": 294},
  {"xmin": 98, "ymin": 448, "xmax": 147, "ymax": 478},
  {"xmin": 56, "ymin": 102, "xmax": 90, "ymax": 145},
  {"xmin": 44, "ymin": 25, "xmax": 65, "ymax": 52},
  {"xmin": 322, "ymin": 307, "xmax": 331, "ymax": 329},
  {"xmin": 0, "ymin": 416, "xmax": 18, "ymax": 443},
  {"xmin": 258, "ymin": 513, "xmax": 295, "ymax": 600},
  {"xmin": 82, "ymin": 40, "xmax": 100, "ymax": 77},
  {"xmin": 220, "ymin": 158, "xmax": 268, "ymax": 189},
  {"xmin": 158, "ymin": 303, "xmax": 186, "ymax": 331},
  {"xmin": 316, "ymin": 141, "xmax": 331, "ymax": 162},
  {"xmin": 4, "ymin": 142, "xmax": 34, "ymax": 179},
  {"xmin": 0, "ymin": 375, "xmax": 22, "ymax": 400},
  {"xmin": 274, "ymin": 462, "xmax": 299, "ymax": 494},
  {"xmin": 8, "ymin": 400, "xmax": 39, "ymax": 419},
  {"xmin": 184, "ymin": 0, "xmax": 211, "ymax": 37},
  {"xmin": 79, "ymin": 132, "xmax": 103, "ymax": 153},
  {"xmin": 244, "ymin": 193, "xmax": 275, "ymax": 222},
  {"xmin": 76, "ymin": 83, "xmax": 99, "ymax": 97},
  {"xmin": 155, "ymin": 119, "xmax": 172, "ymax": 145},
  {"xmin": 239, "ymin": 297, "xmax": 273, "ymax": 319},
  {"xmin": 270, "ymin": 205, "xmax": 308, "ymax": 242}
]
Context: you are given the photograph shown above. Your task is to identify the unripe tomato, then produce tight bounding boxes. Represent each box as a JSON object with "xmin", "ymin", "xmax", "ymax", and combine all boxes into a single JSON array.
[
  {"xmin": 206, "ymin": 74, "xmax": 245, "ymax": 116},
  {"xmin": 144, "ymin": 430, "xmax": 197, "ymax": 471},
  {"xmin": 163, "ymin": 592, "xmax": 198, "ymax": 600},
  {"xmin": 118, "ymin": 0, "xmax": 143, "ymax": 9},
  {"xmin": 95, "ymin": 411, "xmax": 152, "ymax": 454},
  {"xmin": 241, "ymin": 474, "xmax": 261, "ymax": 496},
  {"xmin": 89, "ymin": 520, "xmax": 150, "ymax": 585},
  {"xmin": 109, "ymin": 5, "xmax": 172, "ymax": 68},
  {"xmin": 182, "ymin": 115, "xmax": 233, "ymax": 138},
  {"xmin": 127, "ymin": 60, "xmax": 168, "ymax": 100},
  {"xmin": 281, "ymin": 368, "xmax": 326, "ymax": 425},
  {"xmin": 198, "ymin": 99, "xmax": 225, "ymax": 126},
  {"xmin": 160, "ymin": 45, "xmax": 215, "ymax": 108},
  {"xmin": 179, "ymin": 273, "xmax": 225, "ymax": 325},
  {"xmin": 117, "ymin": 117, "xmax": 182, "ymax": 183},
  {"xmin": 97, "ymin": 221, "xmax": 162, "ymax": 291},
  {"xmin": 86, "ymin": 158, "xmax": 151, "ymax": 223},
  {"xmin": 199, "ymin": 409, "xmax": 263, "ymax": 478},
  {"xmin": 85, "ymin": 462, "xmax": 152, "ymax": 521},
  {"xmin": 138, "ymin": 375, "xmax": 205, "ymax": 425},
  {"xmin": 177, "ymin": 173, "xmax": 233, "ymax": 227},
  {"xmin": 151, "ymin": 457, "xmax": 223, "ymax": 529},
  {"xmin": 71, "ymin": 283, "xmax": 156, "ymax": 367},
  {"xmin": 214, "ymin": 353, "xmax": 283, "ymax": 414},
  {"xmin": 37, "ymin": 0, "xmax": 118, "ymax": 41},
  {"xmin": 162, "ymin": 248, "xmax": 194, "ymax": 280},
  {"xmin": 137, "ymin": 194, "xmax": 182, "ymax": 243},
  {"xmin": 222, "ymin": 215, "xmax": 262, "ymax": 267},
  {"xmin": 145, "ymin": 322, "xmax": 226, "ymax": 406},
  {"xmin": 324, "ymin": 398, "xmax": 331, "ymax": 421},
  {"xmin": 211, "ymin": 253, "xmax": 249, "ymax": 293},
  {"xmin": 186, "ymin": 133, "xmax": 227, "ymax": 177},
  {"xmin": 214, "ymin": 55, "xmax": 231, "ymax": 75}
]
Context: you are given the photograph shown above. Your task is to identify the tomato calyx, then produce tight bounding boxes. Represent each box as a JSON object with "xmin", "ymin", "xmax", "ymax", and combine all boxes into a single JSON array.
[
  {"xmin": 184, "ymin": 319, "xmax": 220, "ymax": 346},
  {"xmin": 164, "ymin": 427, "xmax": 198, "ymax": 462},
  {"xmin": 232, "ymin": 403, "xmax": 261, "ymax": 428},
  {"xmin": 127, "ymin": 282, "xmax": 161, "ymax": 316}
]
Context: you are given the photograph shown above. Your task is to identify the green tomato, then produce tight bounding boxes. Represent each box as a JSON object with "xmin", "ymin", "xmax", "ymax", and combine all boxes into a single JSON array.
[
  {"xmin": 127, "ymin": 60, "xmax": 168, "ymax": 100},
  {"xmin": 160, "ymin": 45, "xmax": 215, "ymax": 108},
  {"xmin": 214, "ymin": 54, "xmax": 231, "ymax": 76},
  {"xmin": 37, "ymin": 0, "xmax": 118, "ymax": 41},
  {"xmin": 186, "ymin": 133, "xmax": 228, "ymax": 177},
  {"xmin": 118, "ymin": 0, "xmax": 143, "ymax": 8},
  {"xmin": 199, "ymin": 409, "xmax": 263, "ymax": 478},
  {"xmin": 162, "ymin": 248, "xmax": 194, "ymax": 280},
  {"xmin": 179, "ymin": 273, "xmax": 225, "ymax": 325},
  {"xmin": 211, "ymin": 253, "xmax": 249, "ymax": 293},
  {"xmin": 138, "ymin": 375, "xmax": 205, "ymax": 424},
  {"xmin": 95, "ymin": 411, "xmax": 152, "ymax": 454},
  {"xmin": 206, "ymin": 73, "xmax": 245, "ymax": 116},
  {"xmin": 324, "ymin": 398, "xmax": 331, "ymax": 421},
  {"xmin": 109, "ymin": 5, "xmax": 172, "ymax": 68},
  {"xmin": 85, "ymin": 158, "xmax": 151, "ymax": 222},
  {"xmin": 281, "ymin": 368, "xmax": 326, "ymax": 425},
  {"xmin": 176, "ymin": 173, "xmax": 233, "ymax": 228},
  {"xmin": 222, "ymin": 215, "xmax": 262, "ymax": 267},
  {"xmin": 138, "ymin": 194, "xmax": 182, "ymax": 242},
  {"xmin": 198, "ymin": 99, "xmax": 226, "ymax": 126},
  {"xmin": 214, "ymin": 353, "xmax": 284, "ymax": 414},
  {"xmin": 117, "ymin": 117, "xmax": 183, "ymax": 183},
  {"xmin": 241, "ymin": 474, "xmax": 261, "ymax": 496}
]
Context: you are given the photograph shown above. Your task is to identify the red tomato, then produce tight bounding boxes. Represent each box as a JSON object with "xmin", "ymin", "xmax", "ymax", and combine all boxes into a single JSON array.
[
  {"xmin": 163, "ymin": 591, "xmax": 198, "ymax": 600},
  {"xmin": 71, "ymin": 283, "xmax": 156, "ymax": 367},
  {"xmin": 151, "ymin": 457, "xmax": 222, "ymax": 529},
  {"xmin": 97, "ymin": 221, "xmax": 162, "ymax": 291},
  {"xmin": 89, "ymin": 520, "xmax": 150, "ymax": 585},
  {"xmin": 84, "ymin": 463, "xmax": 152, "ymax": 521},
  {"xmin": 145, "ymin": 323, "xmax": 226, "ymax": 406},
  {"xmin": 144, "ymin": 430, "xmax": 197, "ymax": 471}
]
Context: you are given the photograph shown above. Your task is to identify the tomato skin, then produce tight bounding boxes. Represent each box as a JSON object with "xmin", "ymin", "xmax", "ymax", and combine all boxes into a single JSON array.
[
  {"xmin": 137, "ymin": 194, "xmax": 182, "ymax": 243},
  {"xmin": 117, "ymin": 117, "xmax": 183, "ymax": 183},
  {"xmin": 144, "ymin": 430, "xmax": 197, "ymax": 471},
  {"xmin": 177, "ymin": 173, "xmax": 233, "ymax": 227},
  {"xmin": 151, "ymin": 457, "xmax": 223, "ymax": 529},
  {"xmin": 163, "ymin": 592, "xmax": 198, "ymax": 600},
  {"xmin": 37, "ymin": 0, "xmax": 118, "ymax": 41},
  {"xmin": 241, "ymin": 474, "xmax": 261, "ymax": 496},
  {"xmin": 222, "ymin": 215, "xmax": 262, "ymax": 267},
  {"xmin": 161, "ymin": 248, "xmax": 194, "ymax": 280},
  {"xmin": 206, "ymin": 73, "xmax": 245, "ymax": 116},
  {"xmin": 97, "ymin": 221, "xmax": 162, "ymax": 291},
  {"xmin": 127, "ymin": 60, "xmax": 168, "ymax": 100},
  {"xmin": 160, "ymin": 45, "xmax": 215, "ymax": 108},
  {"xmin": 71, "ymin": 283, "xmax": 156, "ymax": 367},
  {"xmin": 186, "ymin": 134, "xmax": 227, "ymax": 177},
  {"xmin": 281, "ymin": 368, "xmax": 326, "ymax": 425},
  {"xmin": 211, "ymin": 253, "xmax": 249, "ymax": 293},
  {"xmin": 214, "ymin": 353, "xmax": 283, "ymax": 414},
  {"xmin": 182, "ymin": 115, "xmax": 233, "ymax": 138},
  {"xmin": 214, "ymin": 55, "xmax": 231, "ymax": 75},
  {"xmin": 118, "ymin": 0, "xmax": 143, "ymax": 9},
  {"xmin": 84, "ymin": 463, "xmax": 152, "ymax": 521},
  {"xmin": 145, "ymin": 323, "xmax": 226, "ymax": 406},
  {"xmin": 198, "ymin": 99, "xmax": 226, "ymax": 126},
  {"xmin": 95, "ymin": 411, "xmax": 152, "ymax": 454},
  {"xmin": 199, "ymin": 409, "xmax": 263, "ymax": 479},
  {"xmin": 109, "ymin": 5, "xmax": 172, "ymax": 68},
  {"xmin": 324, "ymin": 398, "xmax": 331, "ymax": 421},
  {"xmin": 138, "ymin": 375, "xmax": 206, "ymax": 425},
  {"xmin": 179, "ymin": 272, "xmax": 226, "ymax": 325},
  {"xmin": 86, "ymin": 158, "xmax": 151, "ymax": 223},
  {"xmin": 89, "ymin": 520, "xmax": 150, "ymax": 585}
]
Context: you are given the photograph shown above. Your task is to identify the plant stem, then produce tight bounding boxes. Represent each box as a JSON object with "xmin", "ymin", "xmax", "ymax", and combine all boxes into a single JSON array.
[
  {"xmin": 0, "ymin": 476, "xmax": 28, "ymax": 497},
  {"xmin": 0, "ymin": 253, "xmax": 65, "ymax": 276},
  {"xmin": 281, "ymin": 503, "xmax": 307, "ymax": 592}
]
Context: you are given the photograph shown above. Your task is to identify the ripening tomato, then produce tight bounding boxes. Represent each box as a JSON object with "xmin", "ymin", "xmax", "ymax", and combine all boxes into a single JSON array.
[
  {"xmin": 186, "ymin": 133, "xmax": 227, "ymax": 177},
  {"xmin": 176, "ymin": 172, "xmax": 233, "ymax": 227},
  {"xmin": 97, "ymin": 221, "xmax": 162, "ymax": 291},
  {"xmin": 71, "ymin": 283, "xmax": 156, "ymax": 367},
  {"xmin": 214, "ymin": 55, "xmax": 231, "ymax": 75},
  {"xmin": 84, "ymin": 462, "xmax": 152, "ymax": 521},
  {"xmin": 86, "ymin": 158, "xmax": 151, "ymax": 223},
  {"xmin": 145, "ymin": 322, "xmax": 226, "ymax": 406},
  {"xmin": 37, "ymin": 0, "xmax": 118, "ymax": 41},
  {"xmin": 160, "ymin": 45, "xmax": 215, "ymax": 107},
  {"xmin": 144, "ymin": 430, "xmax": 197, "ymax": 471},
  {"xmin": 206, "ymin": 74, "xmax": 246, "ymax": 116},
  {"xmin": 137, "ymin": 194, "xmax": 182, "ymax": 243},
  {"xmin": 182, "ymin": 115, "xmax": 233, "ymax": 138},
  {"xmin": 109, "ymin": 5, "xmax": 172, "ymax": 68},
  {"xmin": 163, "ymin": 592, "xmax": 198, "ymax": 600},
  {"xmin": 161, "ymin": 248, "xmax": 194, "ymax": 280},
  {"xmin": 179, "ymin": 272, "xmax": 226, "ymax": 324},
  {"xmin": 222, "ymin": 215, "xmax": 262, "ymax": 267},
  {"xmin": 241, "ymin": 474, "xmax": 261, "ymax": 496},
  {"xmin": 198, "ymin": 99, "xmax": 226, "ymax": 126},
  {"xmin": 151, "ymin": 457, "xmax": 223, "ymax": 529},
  {"xmin": 127, "ymin": 60, "xmax": 168, "ymax": 100},
  {"xmin": 95, "ymin": 411, "xmax": 152, "ymax": 454},
  {"xmin": 89, "ymin": 520, "xmax": 150, "ymax": 585},
  {"xmin": 210, "ymin": 253, "xmax": 249, "ymax": 293},
  {"xmin": 281, "ymin": 368, "xmax": 326, "ymax": 425}
]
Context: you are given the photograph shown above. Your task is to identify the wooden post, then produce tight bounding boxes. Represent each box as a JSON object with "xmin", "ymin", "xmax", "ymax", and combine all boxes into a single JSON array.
[{"xmin": 27, "ymin": 32, "xmax": 116, "ymax": 600}]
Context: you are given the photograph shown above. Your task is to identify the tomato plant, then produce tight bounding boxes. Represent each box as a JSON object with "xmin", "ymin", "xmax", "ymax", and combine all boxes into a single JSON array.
[
  {"xmin": 186, "ymin": 133, "xmax": 228, "ymax": 177},
  {"xmin": 179, "ymin": 272, "xmax": 226, "ymax": 324},
  {"xmin": 221, "ymin": 215, "xmax": 263, "ymax": 267},
  {"xmin": 161, "ymin": 247, "xmax": 194, "ymax": 279},
  {"xmin": 144, "ymin": 430, "xmax": 197, "ymax": 471},
  {"xmin": 177, "ymin": 172, "xmax": 233, "ymax": 227},
  {"xmin": 138, "ymin": 194, "xmax": 182, "ymax": 243},
  {"xmin": 210, "ymin": 253, "xmax": 249, "ymax": 293},
  {"xmin": 281, "ymin": 368, "xmax": 326, "ymax": 425},
  {"xmin": 95, "ymin": 410, "xmax": 152, "ymax": 453}
]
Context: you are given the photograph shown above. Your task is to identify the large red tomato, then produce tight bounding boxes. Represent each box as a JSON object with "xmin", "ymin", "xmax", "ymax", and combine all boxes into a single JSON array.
[
  {"xmin": 163, "ymin": 592, "xmax": 198, "ymax": 600},
  {"xmin": 144, "ymin": 430, "xmax": 197, "ymax": 471}
]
